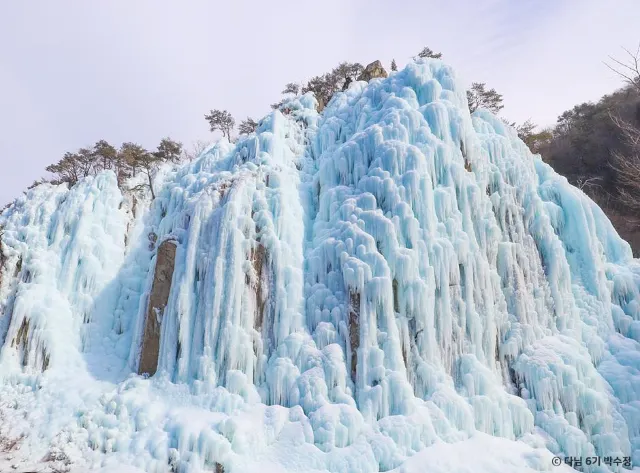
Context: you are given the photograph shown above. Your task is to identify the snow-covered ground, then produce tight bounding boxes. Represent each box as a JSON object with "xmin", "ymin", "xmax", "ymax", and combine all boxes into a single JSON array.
[{"xmin": 0, "ymin": 59, "xmax": 639, "ymax": 472}]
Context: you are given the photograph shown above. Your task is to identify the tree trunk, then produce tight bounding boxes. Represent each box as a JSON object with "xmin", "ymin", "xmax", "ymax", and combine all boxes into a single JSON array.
[{"xmin": 147, "ymin": 172, "xmax": 155, "ymax": 199}]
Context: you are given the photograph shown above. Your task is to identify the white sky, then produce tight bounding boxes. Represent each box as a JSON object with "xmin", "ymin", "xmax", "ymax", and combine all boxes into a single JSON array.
[{"xmin": 1, "ymin": 0, "xmax": 639, "ymax": 204}]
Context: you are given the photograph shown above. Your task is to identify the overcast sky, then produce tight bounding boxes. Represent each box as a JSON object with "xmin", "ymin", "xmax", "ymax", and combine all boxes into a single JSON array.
[{"xmin": 1, "ymin": 0, "xmax": 639, "ymax": 204}]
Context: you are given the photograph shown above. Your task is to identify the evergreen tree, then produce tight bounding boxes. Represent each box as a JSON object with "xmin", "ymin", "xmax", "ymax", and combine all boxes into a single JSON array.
[
  {"xmin": 467, "ymin": 82, "xmax": 504, "ymax": 114},
  {"xmin": 119, "ymin": 142, "xmax": 161, "ymax": 198},
  {"xmin": 135, "ymin": 152, "xmax": 163, "ymax": 199},
  {"xmin": 391, "ymin": 59, "xmax": 398, "ymax": 72},
  {"xmin": 153, "ymin": 138, "xmax": 183, "ymax": 163},
  {"xmin": 301, "ymin": 73, "xmax": 335, "ymax": 111},
  {"xmin": 93, "ymin": 140, "xmax": 118, "ymax": 171},
  {"xmin": 204, "ymin": 109, "xmax": 235, "ymax": 140},
  {"xmin": 301, "ymin": 62, "xmax": 363, "ymax": 111},
  {"xmin": 75, "ymin": 147, "xmax": 96, "ymax": 177},
  {"xmin": 281, "ymin": 83, "xmax": 301, "ymax": 95},
  {"xmin": 502, "ymin": 119, "xmax": 553, "ymax": 153},
  {"xmin": 416, "ymin": 47, "xmax": 442, "ymax": 59},
  {"xmin": 119, "ymin": 142, "xmax": 148, "ymax": 179},
  {"xmin": 331, "ymin": 62, "xmax": 364, "ymax": 86},
  {"xmin": 45, "ymin": 152, "xmax": 82, "ymax": 186},
  {"xmin": 239, "ymin": 118, "xmax": 258, "ymax": 134}
]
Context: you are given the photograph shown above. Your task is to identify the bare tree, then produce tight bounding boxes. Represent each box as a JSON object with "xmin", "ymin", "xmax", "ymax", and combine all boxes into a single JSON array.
[
  {"xmin": 609, "ymin": 114, "xmax": 640, "ymax": 213},
  {"xmin": 182, "ymin": 140, "xmax": 211, "ymax": 161},
  {"xmin": 576, "ymin": 176, "xmax": 604, "ymax": 191},
  {"xmin": 604, "ymin": 43, "xmax": 640, "ymax": 213},
  {"xmin": 605, "ymin": 43, "xmax": 640, "ymax": 94},
  {"xmin": 204, "ymin": 109, "xmax": 235, "ymax": 140}
]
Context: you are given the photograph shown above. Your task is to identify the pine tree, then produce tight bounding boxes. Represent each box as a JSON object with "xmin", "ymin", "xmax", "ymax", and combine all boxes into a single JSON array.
[
  {"xmin": 45, "ymin": 152, "xmax": 81, "ymax": 186},
  {"xmin": 467, "ymin": 82, "xmax": 504, "ymax": 114},
  {"xmin": 281, "ymin": 83, "xmax": 301, "ymax": 95},
  {"xmin": 331, "ymin": 62, "xmax": 364, "ymax": 86},
  {"xmin": 391, "ymin": 59, "xmax": 398, "ymax": 72},
  {"xmin": 153, "ymin": 138, "xmax": 183, "ymax": 163},
  {"xmin": 119, "ymin": 142, "xmax": 147, "ymax": 179},
  {"xmin": 239, "ymin": 118, "xmax": 258, "ymax": 135},
  {"xmin": 93, "ymin": 140, "xmax": 118, "ymax": 171},
  {"xmin": 76, "ymin": 147, "xmax": 96, "ymax": 178},
  {"xmin": 119, "ymin": 143, "xmax": 161, "ymax": 198},
  {"xmin": 416, "ymin": 47, "xmax": 442, "ymax": 59},
  {"xmin": 301, "ymin": 62, "xmax": 364, "ymax": 111},
  {"xmin": 136, "ymin": 152, "xmax": 163, "ymax": 199},
  {"xmin": 204, "ymin": 109, "xmax": 235, "ymax": 140}
]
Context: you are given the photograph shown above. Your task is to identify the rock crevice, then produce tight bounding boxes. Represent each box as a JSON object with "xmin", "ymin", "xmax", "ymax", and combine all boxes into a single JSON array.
[{"xmin": 138, "ymin": 239, "xmax": 177, "ymax": 376}]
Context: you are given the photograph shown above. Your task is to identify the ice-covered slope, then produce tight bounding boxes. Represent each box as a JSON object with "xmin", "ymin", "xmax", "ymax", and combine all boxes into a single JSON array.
[{"xmin": 0, "ymin": 59, "xmax": 639, "ymax": 473}]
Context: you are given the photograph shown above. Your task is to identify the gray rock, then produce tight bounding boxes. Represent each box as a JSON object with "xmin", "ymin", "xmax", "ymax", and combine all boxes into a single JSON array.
[
  {"xmin": 139, "ymin": 239, "xmax": 177, "ymax": 376},
  {"xmin": 357, "ymin": 60, "xmax": 388, "ymax": 82}
]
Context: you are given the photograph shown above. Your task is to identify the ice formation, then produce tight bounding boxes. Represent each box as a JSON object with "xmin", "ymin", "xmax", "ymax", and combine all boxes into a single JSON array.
[{"xmin": 0, "ymin": 59, "xmax": 639, "ymax": 473}]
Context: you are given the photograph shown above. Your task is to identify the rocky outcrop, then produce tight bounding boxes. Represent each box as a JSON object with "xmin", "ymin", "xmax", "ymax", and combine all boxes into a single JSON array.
[
  {"xmin": 348, "ymin": 291, "xmax": 360, "ymax": 383},
  {"xmin": 8, "ymin": 316, "xmax": 49, "ymax": 371},
  {"xmin": 139, "ymin": 239, "xmax": 177, "ymax": 376},
  {"xmin": 251, "ymin": 243, "xmax": 268, "ymax": 332},
  {"xmin": 0, "ymin": 230, "xmax": 5, "ymax": 287},
  {"xmin": 11, "ymin": 318, "xmax": 29, "ymax": 367},
  {"xmin": 357, "ymin": 60, "xmax": 388, "ymax": 82}
]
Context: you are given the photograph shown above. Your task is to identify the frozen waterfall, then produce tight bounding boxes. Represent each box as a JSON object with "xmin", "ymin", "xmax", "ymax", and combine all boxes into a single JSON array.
[{"xmin": 0, "ymin": 59, "xmax": 639, "ymax": 473}]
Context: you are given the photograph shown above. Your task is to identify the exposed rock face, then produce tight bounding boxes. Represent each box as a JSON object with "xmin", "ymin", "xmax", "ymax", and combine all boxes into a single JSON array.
[
  {"xmin": 251, "ymin": 243, "xmax": 268, "ymax": 332},
  {"xmin": 139, "ymin": 239, "xmax": 176, "ymax": 376},
  {"xmin": 348, "ymin": 291, "xmax": 360, "ymax": 384},
  {"xmin": 0, "ymin": 239, "xmax": 5, "ymax": 288},
  {"xmin": 357, "ymin": 60, "xmax": 388, "ymax": 82},
  {"xmin": 11, "ymin": 318, "xmax": 29, "ymax": 366}
]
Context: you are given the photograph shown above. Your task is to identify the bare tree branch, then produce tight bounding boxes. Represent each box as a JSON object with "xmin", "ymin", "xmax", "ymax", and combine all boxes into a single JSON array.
[
  {"xmin": 604, "ymin": 43, "xmax": 640, "ymax": 94},
  {"xmin": 576, "ymin": 176, "xmax": 603, "ymax": 191},
  {"xmin": 608, "ymin": 112, "xmax": 640, "ymax": 212}
]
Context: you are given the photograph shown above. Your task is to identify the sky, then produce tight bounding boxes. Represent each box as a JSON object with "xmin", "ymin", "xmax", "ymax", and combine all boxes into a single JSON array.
[{"xmin": 1, "ymin": 0, "xmax": 639, "ymax": 205}]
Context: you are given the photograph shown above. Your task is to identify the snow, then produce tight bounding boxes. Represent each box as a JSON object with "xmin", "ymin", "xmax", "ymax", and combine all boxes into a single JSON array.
[{"xmin": 0, "ymin": 58, "xmax": 639, "ymax": 472}]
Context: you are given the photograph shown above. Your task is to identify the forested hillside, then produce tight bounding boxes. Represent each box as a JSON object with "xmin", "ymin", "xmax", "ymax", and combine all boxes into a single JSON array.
[{"xmin": 535, "ymin": 85, "xmax": 640, "ymax": 255}]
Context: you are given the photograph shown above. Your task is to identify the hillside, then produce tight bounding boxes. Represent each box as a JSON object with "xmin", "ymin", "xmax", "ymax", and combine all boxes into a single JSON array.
[
  {"xmin": 537, "ymin": 86, "xmax": 640, "ymax": 257},
  {"xmin": 0, "ymin": 59, "xmax": 639, "ymax": 473}
]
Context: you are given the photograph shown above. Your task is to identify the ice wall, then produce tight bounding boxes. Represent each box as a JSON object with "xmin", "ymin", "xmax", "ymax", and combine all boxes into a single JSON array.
[{"xmin": 0, "ymin": 59, "xmax": 639, "ymax": 473}]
